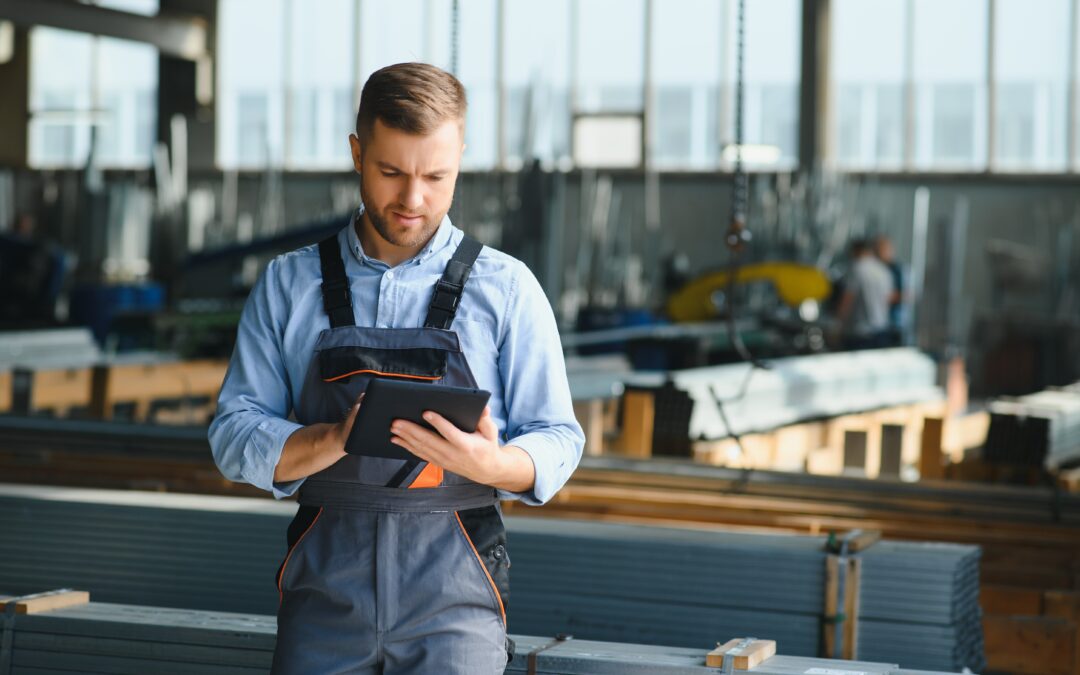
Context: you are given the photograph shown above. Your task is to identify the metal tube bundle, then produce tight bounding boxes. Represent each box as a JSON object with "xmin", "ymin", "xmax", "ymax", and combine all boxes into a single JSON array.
[{"xmin": 0, "ymin": 485, "xmax": 981, "ymax": 671}]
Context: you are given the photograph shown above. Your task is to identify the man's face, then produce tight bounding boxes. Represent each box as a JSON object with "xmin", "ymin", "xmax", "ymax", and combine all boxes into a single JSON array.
[{"xmin": 349, "ymin": 118, "xmax": 464, "ymax": 249}]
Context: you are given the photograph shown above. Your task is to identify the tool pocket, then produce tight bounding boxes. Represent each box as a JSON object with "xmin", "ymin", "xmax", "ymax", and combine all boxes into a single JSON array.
[
  {"xmin": 318, "ymin": 344, "xmax": 449, "ymax": 383},
  {"xmin": 276, "ymin": 505, "xmax": 324, "ymax": 602},
  {"xmin": 454, "ymin": 505, "xmax": 511, "ymax": 626}
]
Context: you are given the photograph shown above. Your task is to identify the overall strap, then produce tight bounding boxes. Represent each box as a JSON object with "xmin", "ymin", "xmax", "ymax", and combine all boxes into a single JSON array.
[
  {"xmin": 318, "ymin": 234, "xmax": 356, "ymax": 328},
  {"xmin": 423, "ymin": 236, "xmax": 483, "ymax": 330}
]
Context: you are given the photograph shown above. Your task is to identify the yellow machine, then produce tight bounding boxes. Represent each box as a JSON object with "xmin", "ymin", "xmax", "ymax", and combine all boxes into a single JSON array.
[{"xmin": 666, "ymin": 262, "xmax": 832, "ymax": 322}]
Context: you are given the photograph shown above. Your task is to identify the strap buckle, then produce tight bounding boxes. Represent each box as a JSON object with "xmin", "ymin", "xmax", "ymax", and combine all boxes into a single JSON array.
[
  {"xmin": 429, "ymin": 280, "xmax": 461, "ymax": 313},
  {"xmin": 322, "ymin": 278, "xmax": 351, "ymax": 311}
]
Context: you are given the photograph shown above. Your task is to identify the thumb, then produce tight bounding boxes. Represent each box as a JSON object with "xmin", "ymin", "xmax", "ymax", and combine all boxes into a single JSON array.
[{"xmin": 477, "ymin": 406, "xmax": 498, "ymax": 440}]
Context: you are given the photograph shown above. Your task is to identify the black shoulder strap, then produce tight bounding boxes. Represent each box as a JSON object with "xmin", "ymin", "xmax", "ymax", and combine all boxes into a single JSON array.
[
  {"xmin": 423, "ymin": 236, "xmax": 483, "ymax": 330},
  {"xmin": 318, "ymin": 235, "xmax": 356, "ymax": 328}
]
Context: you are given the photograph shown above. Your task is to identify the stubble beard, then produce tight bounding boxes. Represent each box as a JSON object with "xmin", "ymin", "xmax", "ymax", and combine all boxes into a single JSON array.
[{"xmin": 360, "ymin": 176, "xmax": 444, "ymax": 249}]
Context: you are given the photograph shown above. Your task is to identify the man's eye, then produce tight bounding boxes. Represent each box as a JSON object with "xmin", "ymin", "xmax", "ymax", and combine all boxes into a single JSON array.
[
  {"xmin": 381, "ymin": 171, "xmax": 399, "ymax": 177},
  {"xmin": 428, "ymin": 176, "xmax": 444, "ymax": 182}
]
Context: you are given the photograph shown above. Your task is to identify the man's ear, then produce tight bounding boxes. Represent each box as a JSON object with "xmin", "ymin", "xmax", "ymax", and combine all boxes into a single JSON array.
[{"xmin": 348, "ymin": 133, "xmax": 363, "ymax": 175}]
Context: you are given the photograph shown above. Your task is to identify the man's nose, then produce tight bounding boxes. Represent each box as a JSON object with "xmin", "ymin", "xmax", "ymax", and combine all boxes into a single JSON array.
[{"xmin": 399, "ymin": 179, "xmax": 424, "ymax": 211}]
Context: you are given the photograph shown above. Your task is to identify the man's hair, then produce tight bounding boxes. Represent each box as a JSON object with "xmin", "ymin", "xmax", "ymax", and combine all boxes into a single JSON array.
[
  {"xmin": 355, "ymin": 62, "xmax": 467, "ymax": 143},
  {"xmin": 850, "ymin": 239, "xmax": 870, "ymax": 256}
]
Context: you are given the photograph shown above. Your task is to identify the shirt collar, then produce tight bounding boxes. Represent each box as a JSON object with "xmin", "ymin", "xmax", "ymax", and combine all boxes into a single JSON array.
[{"xmin": 346, "ymin": 203, "xmax": 456, "ymax": 268}]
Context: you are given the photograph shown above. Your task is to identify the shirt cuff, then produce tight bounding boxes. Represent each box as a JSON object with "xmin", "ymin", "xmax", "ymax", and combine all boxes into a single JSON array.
[
  {"xmin": 241, "ymin": 416, "xmax": 306, "ymax": 500},
  {"xmin": 497, "ymin": 432, "xmax": 568, "ymax": 506}
]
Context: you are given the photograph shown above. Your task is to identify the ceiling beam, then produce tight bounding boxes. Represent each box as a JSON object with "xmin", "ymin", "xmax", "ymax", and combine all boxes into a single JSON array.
[{"xmin": 0, "ymin": 0, "xmax": 207, "ymax": 60}]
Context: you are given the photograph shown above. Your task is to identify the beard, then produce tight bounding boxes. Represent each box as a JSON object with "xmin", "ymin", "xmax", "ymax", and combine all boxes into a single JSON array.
[{"xmin": 359, "ymin": 176, "xmax": 445, "ymax": 249}]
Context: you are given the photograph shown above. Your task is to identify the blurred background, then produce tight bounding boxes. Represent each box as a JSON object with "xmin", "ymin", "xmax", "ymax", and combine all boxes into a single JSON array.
[{"xmin": 0, "ymin": 2, "xmax": 1079, "ymax": 674}]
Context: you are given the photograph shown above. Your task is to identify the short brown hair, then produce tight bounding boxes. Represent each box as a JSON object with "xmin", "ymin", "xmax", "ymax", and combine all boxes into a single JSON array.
[{"xmin": 355, "ymin": 62, "xmax": 467, "ymax": 143}]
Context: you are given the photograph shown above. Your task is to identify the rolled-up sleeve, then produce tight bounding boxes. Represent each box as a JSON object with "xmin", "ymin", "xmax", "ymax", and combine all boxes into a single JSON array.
[
  {"xmin": 208, "ymin": 259, "xmax": 305, "ymax": 499},
  {"xmin": 496, "ymin": 262, "xmax": 585, "ymax": 505}
]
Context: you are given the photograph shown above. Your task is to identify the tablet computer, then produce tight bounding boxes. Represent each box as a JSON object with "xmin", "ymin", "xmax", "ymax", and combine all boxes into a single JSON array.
[{"xmin": 345, "ymin": 378, "xmax": 492, "ymax": 460}]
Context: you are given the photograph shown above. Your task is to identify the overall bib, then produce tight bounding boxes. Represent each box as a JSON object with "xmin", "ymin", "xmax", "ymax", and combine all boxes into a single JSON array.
[{"xmin": 271, "ymin": 233, "xmax": 512, "ymax": 674}]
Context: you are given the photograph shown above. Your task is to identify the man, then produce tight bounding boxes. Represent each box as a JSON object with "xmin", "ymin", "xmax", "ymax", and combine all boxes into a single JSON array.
[
  {"xmin": 209, "ymin": 62, "xmax": 585, "ymax": 674},
  {"xmin": 837, "ymin": 239, "xmax": 894, "ymax": 350},
  {"xmin": 874, "ymin": 234, "xmax": 905, "ymax": 345}
]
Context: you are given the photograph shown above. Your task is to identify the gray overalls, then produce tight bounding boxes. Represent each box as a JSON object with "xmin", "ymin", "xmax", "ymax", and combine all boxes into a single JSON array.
[{"xmin": 271, "ymin": 233, "xmax": 512, "ymax": 674}]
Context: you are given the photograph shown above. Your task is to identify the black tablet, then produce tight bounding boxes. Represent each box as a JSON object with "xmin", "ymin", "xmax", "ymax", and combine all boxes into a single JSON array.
[{"xmin": 345, "ymin": 378, "xmax": 492, "ymax": 460}]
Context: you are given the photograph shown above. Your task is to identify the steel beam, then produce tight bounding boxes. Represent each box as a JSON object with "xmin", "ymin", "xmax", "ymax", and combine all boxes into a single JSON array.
[{"xmin": 0, "ymin": 0, "xmax": 207, "ymax": 60}]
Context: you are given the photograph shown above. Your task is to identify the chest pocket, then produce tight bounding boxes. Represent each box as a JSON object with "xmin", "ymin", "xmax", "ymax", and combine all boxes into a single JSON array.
[{"xmin": 319, "ymin": 345, "xmax": 449, "ymax": 383}]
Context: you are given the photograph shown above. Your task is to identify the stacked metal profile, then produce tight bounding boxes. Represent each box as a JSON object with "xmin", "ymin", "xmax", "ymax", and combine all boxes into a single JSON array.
[
  {"xmin": 986, "ymin": 384, "xmax": 1080, "ymax": 468},
  {"xmin": 623, "ymin": 347, "xmax": 942, "ymax": 439},
  {"xmin": 0, "ymin": 485, "xmax": 981, "ymax": 671},
  {"xmin": 857, "ymin": 542, "xmax": 985, "ymax": 672},
  {"xmin": 0, "ymin": 601, "xmax": 962, "ymax": 674},
  {"xmin": 505, "ymin": 518, "xmax": 984, "ymax": 673}
]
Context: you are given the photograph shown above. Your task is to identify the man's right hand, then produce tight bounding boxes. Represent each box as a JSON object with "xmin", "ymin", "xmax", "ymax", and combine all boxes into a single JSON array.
[{"xmin": 273, "ymin": 394, "xmax": 363, "ymax": 484}]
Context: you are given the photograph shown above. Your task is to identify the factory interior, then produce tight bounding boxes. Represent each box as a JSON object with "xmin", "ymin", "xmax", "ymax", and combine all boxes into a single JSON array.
[{"xmin": 0, "ymin": 0, "xmax": 1079, "ymax": 673}]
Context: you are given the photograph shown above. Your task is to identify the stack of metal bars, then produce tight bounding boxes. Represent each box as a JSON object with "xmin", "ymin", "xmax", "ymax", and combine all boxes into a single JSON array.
[
  {"xmin": 0, "ymin": 601, "xmax": 962, "ymax": 675},
  {"xmin": 622, "ymin": 347, "xmax": 942, "ymax": 439},
  {"xmin": 0, "ymin": 485, "xmax": 981, "ymax": 671},
  {"xmin": 858, "ymin": 541, "xmax": 985, "ymax": 672},
  {"xmin": 986, "ymin": 383, "xmax": 1080, "ymax": 468}
]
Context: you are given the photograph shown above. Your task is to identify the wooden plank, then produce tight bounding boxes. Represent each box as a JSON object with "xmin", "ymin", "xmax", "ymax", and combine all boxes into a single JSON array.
[
  {"xmin": 982, "ymin": 615, "xmax": 1077, "ymax": 675},
  {"xmin": 821, "ymin": 555, "xmax": 839, "ymax": 658},
  {"xmin": 842, "ymin": 557, "xmax": 861, "ymax": 660},
  {"xmin": 613, "ymin": 390, "xmax": 655, "ymax": 459},
  {"xmin": 705, "ymin": 638, "xmax": 776, "ymax": 669},
  {"xmin": 0, "ymin": 589, "xmax": 89, "ymax": 614},
  {"xmin": 919, "ymin": 417, "xmax": 945, "ymax": 480},
  {"xmin": 980, "ymin": 585, "xmax": 1045, "ymax": 616}
]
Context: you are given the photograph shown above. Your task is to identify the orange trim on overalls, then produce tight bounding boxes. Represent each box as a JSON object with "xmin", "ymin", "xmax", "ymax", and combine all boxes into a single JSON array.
[
  {"xmin": 277, "ymin": 507, "xmax": 324, "ymax": 605},
  {"xmin": 322, "ymin": 369, "xmax": 442, "ymax": 383},
  {"xmin": 454, "ymin": 512, "xmax": 506, "ymax": 626},
  {"xmin": 409, "ymin": 463, "xmax": 444, "ymax": 488}
]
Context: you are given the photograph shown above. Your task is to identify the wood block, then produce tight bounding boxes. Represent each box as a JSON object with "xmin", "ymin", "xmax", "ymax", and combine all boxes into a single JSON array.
[
  {"xmin": 983, "ymin": 615, "xmax": 1076, "ymax": 675},
  {"xmin": 1045, "ymin": 591, "xmax": 1080, "ymax": 620},
  {"xmin": 574, "ymin": 400, "xmax": 607, "ymax": 456},
  {"xmin": 920, "ymin": 417, "xmax": 945, "ymax": 480},
  {"xmin": 613, "ymin": 389, "xmax": 655, "ymax": 459},
  {"xmin": 706, "ymin": 638, "xmax": 776, "ymax": 669},
  {"xmin": 842, "ymin": 430, "xmax": 867, "ymax": 476},
  {"xmin": 0, "ymin": 589, "xmax": 89, "ymax": 614},
  {"xmin": 878, "ymin": 424, "xmax": 903, "ymax": 479}
]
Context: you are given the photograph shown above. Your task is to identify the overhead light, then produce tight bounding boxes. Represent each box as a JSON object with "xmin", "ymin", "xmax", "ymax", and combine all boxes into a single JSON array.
[{"xmin": 722, "ymin": 143, "xmax": 782, "ymax": 165}]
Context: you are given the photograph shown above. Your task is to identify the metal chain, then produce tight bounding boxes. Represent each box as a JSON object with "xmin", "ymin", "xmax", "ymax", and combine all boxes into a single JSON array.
[
  {"xmin": 728, "ymin": 0, "xmax": 748, "ymax": 248},
  {"xmin": 451, "ymin": 0, "xmax": 461, "ymax": 76}
]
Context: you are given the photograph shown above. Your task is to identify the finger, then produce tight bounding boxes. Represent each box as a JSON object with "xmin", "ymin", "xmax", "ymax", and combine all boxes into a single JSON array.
[
  {"xmin": 422, "ymin": 411, "xmax": 471, "ymax": 444},
  {"xmin": 392, "ymin": 419, "xmax": 458, "ymax": 457}
]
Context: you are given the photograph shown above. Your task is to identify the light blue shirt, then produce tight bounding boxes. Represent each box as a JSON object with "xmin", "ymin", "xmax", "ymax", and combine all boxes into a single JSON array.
[{"xmin": 208, "ymin": 209, "xmax": 585, "ymax": 505}]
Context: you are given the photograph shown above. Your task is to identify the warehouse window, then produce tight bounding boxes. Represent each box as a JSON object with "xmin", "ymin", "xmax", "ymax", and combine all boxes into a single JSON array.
[
  {"xmin": 28, "ymin": 0, "xmax": 158, "ymax": 169},
  {"xmin": 217, "ymin": 0, "xmax": 286, "ymax": 168},
  {"xmin": 219, "ymin": 0, "xmax": 498, "ymax": 170},
  {"xmin": 651, "ymin": 0, "xmax": 799, "ymax": 171},
  {"xmin": 911, "ymin": 0, "xmax": 987, "ymax": 170},
  {"xmin": 832, "ymin": 0, "xmax": 1079, "ymax": 173},
  {"xmin": 504, "ymin": 0, "xmax": 573, "ymax": 169},
  {"xmin": 832, "ymin": 0, "xmax": 906, "ymax": 170},
  {"xmin": 993, "ymin": 0, "xmax": 1070, "ymax": 171}
]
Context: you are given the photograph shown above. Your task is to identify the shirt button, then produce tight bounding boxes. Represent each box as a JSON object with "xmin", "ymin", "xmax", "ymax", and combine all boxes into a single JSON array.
[{"xmin": 385, "ymin": 271, "xmax": 394, "ymax": 280}]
